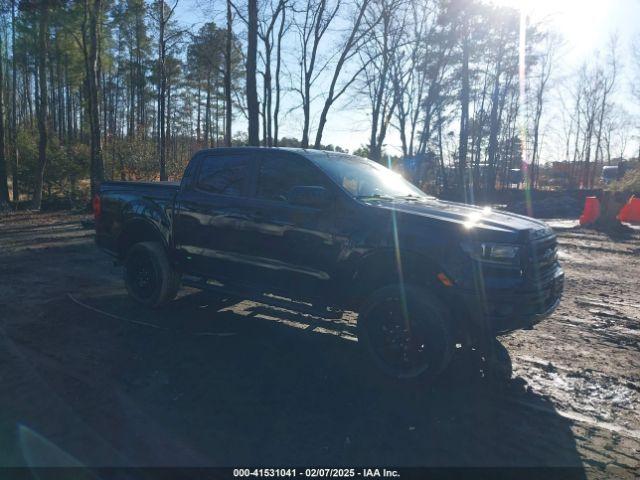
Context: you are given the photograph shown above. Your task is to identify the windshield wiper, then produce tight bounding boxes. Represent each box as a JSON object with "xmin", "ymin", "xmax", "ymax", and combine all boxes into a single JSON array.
[
  {"xmin": 356, "ymin": 194, "xmax": 394, "ymax": 201},
  {"xmin": 393, "ymin": 194, "xmax": 424, "ymax": 201}
]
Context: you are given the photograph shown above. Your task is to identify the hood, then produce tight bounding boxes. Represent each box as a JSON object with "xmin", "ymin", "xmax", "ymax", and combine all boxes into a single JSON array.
[{"xmin": 368, "ymin": 198, "xmax": 553, "ymax": 243}]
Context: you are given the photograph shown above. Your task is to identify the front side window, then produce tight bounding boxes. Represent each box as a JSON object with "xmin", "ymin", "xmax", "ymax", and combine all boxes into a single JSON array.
[
  {"xmin": 197, "ymin": 155, "xmax": 250, "ymax": 196},
  {"xmin": 256, "ymin": 155, "xmax": 326, "ymax": 202},
  {"xmin": 309, "ymin": 152, "xmax": 428, "ymax": 200}
]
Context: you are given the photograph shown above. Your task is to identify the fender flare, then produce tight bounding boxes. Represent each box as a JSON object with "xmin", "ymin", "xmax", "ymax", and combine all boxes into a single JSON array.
[
  {"xmin": 345, "ymin": 247, "xmax": 448, "ymax": 306},
  {"xmin": 117, "ymin": 216, "xmax": 170, "ymax": 258}
]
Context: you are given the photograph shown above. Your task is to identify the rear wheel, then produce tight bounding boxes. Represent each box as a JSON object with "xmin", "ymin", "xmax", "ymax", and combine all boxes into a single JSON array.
[
  {"xmin": 357, "ymin": 284, "xmax": 453, "ymax": 382},
  {"xmin": 124, "ymin": 241, "xmax": 181, "ymax": 308}
]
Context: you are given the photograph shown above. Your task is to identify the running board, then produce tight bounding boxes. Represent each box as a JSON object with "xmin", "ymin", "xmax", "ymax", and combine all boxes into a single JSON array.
[{"xmin": 182, "ymin": 275, "xmax": 343, "ymax": 319}]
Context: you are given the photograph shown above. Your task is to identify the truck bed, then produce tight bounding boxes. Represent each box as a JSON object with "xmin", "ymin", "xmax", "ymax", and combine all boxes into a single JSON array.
[
  {"xmin": 99, "ymin": 180, "xmax": 180, "ymax": 204},
  {"xmin": 100, "ymin": 180, "xmax": 180, "ymax": 193},
  {"xmin": 95, "ymin": 180, "xmax": 181, "ymax": 256}
]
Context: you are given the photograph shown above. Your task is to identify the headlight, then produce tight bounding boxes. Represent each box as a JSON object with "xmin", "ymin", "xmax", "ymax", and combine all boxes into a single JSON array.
[{"xmin": 461, "ymin": 241, "xmax": 521, "ymax": 265}]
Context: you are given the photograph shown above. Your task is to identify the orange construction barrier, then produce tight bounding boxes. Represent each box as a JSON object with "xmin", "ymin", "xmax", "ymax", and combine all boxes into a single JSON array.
[
  {"xmin": 579, "ymin": 196, "xmax": 600, "ymax": 226},
  {"xmin": 617, "ymin": 195, "xmax": 640, "ymax": 224}
]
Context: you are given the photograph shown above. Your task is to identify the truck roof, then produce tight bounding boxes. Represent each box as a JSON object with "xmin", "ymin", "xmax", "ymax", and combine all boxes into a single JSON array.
[{"xmin": 195, "ymin": 146, "xmax": 354, "ymax": 160}]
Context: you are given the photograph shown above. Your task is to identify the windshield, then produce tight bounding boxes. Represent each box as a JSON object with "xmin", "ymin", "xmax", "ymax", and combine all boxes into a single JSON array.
[{"xmin": 309, "ymin": 153, "xmax": 427, "ymax": 200}]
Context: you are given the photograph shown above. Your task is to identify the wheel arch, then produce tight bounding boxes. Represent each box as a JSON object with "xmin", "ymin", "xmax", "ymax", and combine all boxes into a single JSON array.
[
  {"xmin": 345, "ymin": 248, "xmax": 449, "ymax": 309},
  {"xmin": 117, "ymin": 217, "xmax": 169, "ymax": 259}
]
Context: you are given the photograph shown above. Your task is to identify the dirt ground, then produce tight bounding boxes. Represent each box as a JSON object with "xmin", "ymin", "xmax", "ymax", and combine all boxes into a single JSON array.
[{"xmin": 0, "ymin": 211, "xmax": 638, "ymax": 477}]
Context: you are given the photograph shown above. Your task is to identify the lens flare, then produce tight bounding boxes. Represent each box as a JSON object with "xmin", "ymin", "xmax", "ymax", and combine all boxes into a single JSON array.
[
  {"xmin": 518, "ymin": 8, "xmax": 534, "ymax": 217},
  {"xmin": 387, "ymin": 155, "xmax": 410, "ymax": 329}
]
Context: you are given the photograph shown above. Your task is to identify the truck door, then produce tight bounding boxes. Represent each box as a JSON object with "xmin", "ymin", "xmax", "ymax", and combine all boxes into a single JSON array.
[
  {"xmin": 173, "ymin": 151, "xmax": 257, "ymax": 284},
  {"xmin": 243, "ymin": 151, "xmax": 342, "ymax": 302}
]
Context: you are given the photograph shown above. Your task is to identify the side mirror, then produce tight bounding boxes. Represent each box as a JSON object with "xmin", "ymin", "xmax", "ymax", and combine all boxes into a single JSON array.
[{"xmin": 288, "ymin": 186, "xmax": 331, "ymax": 208}]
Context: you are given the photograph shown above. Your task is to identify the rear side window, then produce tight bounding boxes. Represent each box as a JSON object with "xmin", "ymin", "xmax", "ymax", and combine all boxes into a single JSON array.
[
  {"xmin": 197, "ymin": 155, "xmax": 250, "ymax": 196},
  {"xmin": 257, "ymin": 155, "xmax": 326, "ymax": 202}
]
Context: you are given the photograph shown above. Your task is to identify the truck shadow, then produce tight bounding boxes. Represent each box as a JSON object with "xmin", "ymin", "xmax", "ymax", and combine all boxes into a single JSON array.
[{"xmin": 7, "ymin": 289, "xmax": 586, "ymax": 473}]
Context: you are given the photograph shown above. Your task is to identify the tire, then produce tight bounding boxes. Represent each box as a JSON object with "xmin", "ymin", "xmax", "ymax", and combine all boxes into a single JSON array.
[
  {"xmin": 357, "ymin": 284, "xmax": 454, "ymax": 382},
  {"xmin": 124, "ymin": 241, "xmax": 181, "ymax": 308}
]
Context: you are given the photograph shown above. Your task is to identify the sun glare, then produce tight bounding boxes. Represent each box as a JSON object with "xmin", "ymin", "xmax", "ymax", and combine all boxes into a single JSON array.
[{"xmin": 488, "ymin": 0, "xmax": 613, "ymax": 52}]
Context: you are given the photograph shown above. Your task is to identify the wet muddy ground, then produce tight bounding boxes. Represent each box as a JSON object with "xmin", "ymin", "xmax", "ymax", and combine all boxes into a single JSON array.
[{"xmin": 0, "ymin": 211, "xmax": 638, "ymax": 478}]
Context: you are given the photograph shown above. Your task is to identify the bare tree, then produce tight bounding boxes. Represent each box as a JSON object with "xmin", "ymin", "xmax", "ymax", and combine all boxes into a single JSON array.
[
  {"xmin": 415, "ymin": 12, "xmax": 455, "ymax": 157},
  {"xmin": 80, "ymin": 0, "xmax": 105, "ymax": 197},
  {"xmin": 562, "ymin": 67, "xmax": 586, "ymax": 186},
  {"xmin": 0, "ymin": 25, "xmax": 7, "ymax": 206},
  {"xmin": 273, "ymin": 3, "xmax": 287, "ymax": 146},
  {"xmin": 606, "ymin": 107, "xmax": 633, "ymax": 161},
  {"xmin": 3, "ymin": 0, "xmax": 611, "ymax": 205},
  {"xmin": 224, "ymin": 0, "xmax": 234, "ymax": 146},
  {"xmin": 390, "ymin": 0, "xmax": 441, "ymax": 157},
  {"xmin": 529, "ymin": 32, "xmax": 560, "ymax": 188},
  {"xmin": 31, "ymin": 0, "xmax": 51, "ymax": 210},
  {"xmin": 247, "ymin": 0, "xmax": 260, "ymax": 146},
  {"xmin": 592, "ymin": 36, "xmax": 618, "ymax": 179},
  {"xmin": 154, "ymin": 0, "xmax": 180, "ymax": 180},
  {"xmin": 9, "ymin": 0, "xmax": 19, "ymax": 203},
  {"xmin": 258, "ymin": 0, "xmax": 287, "ymax": 146},
  {"xmin": 312, "ymin": 0, "xmax": 382, "ymax": 149},
  {"xmin": 361, "ymin": 0, "xmax": 403, "ymax": 161},
  {"xmin": 458, "ymin": 21, "xmax": 470, "ymax": 200},
  {"xmin": 571, "ymin": 62, "xmax": 602, "ymax": 188},
  {"xmin": 295, "ymin": 0, "xmax": 340, "ymax": 147}
]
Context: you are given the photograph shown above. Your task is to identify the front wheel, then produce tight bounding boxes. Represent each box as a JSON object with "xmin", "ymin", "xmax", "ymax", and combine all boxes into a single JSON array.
[
  {"xmin": 357, "ymin": 285, "xmax": 453, "ymax": 382},
  {"xmin": 124, "ymin": 241, "xmax": 181, "ymax": 308}
]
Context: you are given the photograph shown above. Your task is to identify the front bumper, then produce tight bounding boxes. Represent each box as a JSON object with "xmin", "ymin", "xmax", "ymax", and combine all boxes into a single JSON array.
[{"xmin": 456, "ymin": 269, "xmax": 564, "ymax": 335}]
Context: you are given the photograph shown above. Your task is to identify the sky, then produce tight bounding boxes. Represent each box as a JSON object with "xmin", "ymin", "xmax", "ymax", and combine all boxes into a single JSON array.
[
  {"xmin": 498, "ymin": 0, "xmax": 640, "ymax": 162},
  {"xmin": 174, "ymin": 0, "xmax": 640, "ymax": 159},
  {"xmin": 495, "ymin": 0, "xmax": 638, "ymax": 61}
]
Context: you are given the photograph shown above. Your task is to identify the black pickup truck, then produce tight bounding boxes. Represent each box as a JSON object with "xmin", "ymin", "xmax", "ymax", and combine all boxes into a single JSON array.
[{"xmin": 94, "ymin": 147, "xmax": 563, "ymax": 381}]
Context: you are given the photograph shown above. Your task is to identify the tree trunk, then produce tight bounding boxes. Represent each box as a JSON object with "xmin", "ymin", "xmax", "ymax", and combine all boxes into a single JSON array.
[
  {"xmin": 10, "ymin": 0, "xmax": 19, "ymax": 203},
  {"xmin": 583, "ymin": 114, "xmax": 595, "ymax": 188},
  {"xmin": 0, "ymin": 32, "xmax": 8, "ymax": 205},
  {"xmin": 312, "ymin": 0, "xmax": 371, "ymax": 149},
  {"xmin": 486, "ymin": 61, "xmax": 502, "ymax": 194},
  {"xmin": 65, "ymin": 59, "xmax": 73, "ymax": 140},
  {"xmin": 273, "ymin": 7, "xmax": 285, "ymax": 147},
  {"xmin": 86, "ymin": 0, "xmax": 104, "ymax": 198},
  {"xmin": 224, "ymin": 0, "xmax": 233, "ymax": 146},
  {"xmin": 157, "ymin": 0, "xmax": 167, "ymax": 180},
  {"xmin": 437, "ymin": 108, "xmax": 448, "ymax": 192},
  {"xmin": 128, "ymin": 50, "xmax": 135, "ymax": 136},
  {"xmin": 530, "ymin": 95, "xmax": 543, "ymax": 189},
  {"xmin": 246, "ymin": 0, "xmax": 259, "ymax": 146},
  {"xmin": 196, "ymin": 84, "xmax": 201, "ymax": 142},
  {"xmin": 204, "ymin": 72, "xmax": 211, "ymax": 146},
  {"xmin": 165, "ymin": 81, "xmax": 171, "ymax": 172},
  {"xmin": 458, "ymin": 33, "xmax": 470, "ymax": 202},
  {"xmin": 32, "ymin": 5, "xmax": 49, "ymax": 210}
]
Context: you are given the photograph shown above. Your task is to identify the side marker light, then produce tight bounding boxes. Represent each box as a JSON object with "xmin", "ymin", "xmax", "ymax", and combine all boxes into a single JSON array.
[{"xmin": 437, "ymin": 272, "xmax": 454, "ymax": 287}]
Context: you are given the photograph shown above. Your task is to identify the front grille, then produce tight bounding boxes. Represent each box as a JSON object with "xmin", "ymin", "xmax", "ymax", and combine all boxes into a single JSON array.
[{"xmin": 526, "ymin": 235, "xmax": 558, "ymax": 290}]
